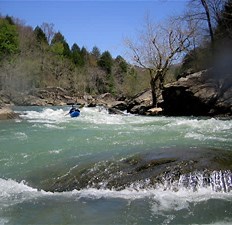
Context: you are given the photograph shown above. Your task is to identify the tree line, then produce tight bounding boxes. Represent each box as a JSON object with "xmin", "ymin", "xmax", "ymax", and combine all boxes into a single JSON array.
[{"xmin": 0, "ymin": 16, "xmax": 150, "ymax": 98}]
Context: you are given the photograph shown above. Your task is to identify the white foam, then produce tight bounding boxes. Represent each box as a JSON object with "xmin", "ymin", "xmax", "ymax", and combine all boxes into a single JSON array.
[
  {"xmin": 0, "ymin": 178, "xmax": 51, "ymax": 208},
  {"xmin": 49, "ymin": 149, "xmax": 62, "ymax": 154},
  {"xmin": 20, "ymin": 108, "xmax": 67, "ymax": 124},
  {"xmin": 185, "ymin": 132, "xmax": 228, "ymax": 142},
  {"xmin": 167, "ymin": 117, "xmax": 232, "ymax": 131},
  {"xmin": 14, "ymin": 132, "xmax": 28, "ymax": 141},
  {"xmin": 165, "ymin": 117, "xmax": 232, "ymax": 144},
  {"xmin": 0, "ymin": 218, "xmax": 9, "ymax": 225},
  {"xmin": 18, "ymin": 107, "xmax": 232, "ymax": 133},
  {"xmin": 80, "ymin": 107, "xmax": 129, "ymax": 125},
  {"xmin": 0, "ymin": 177, "xmax": 231, "ymax": 211}
]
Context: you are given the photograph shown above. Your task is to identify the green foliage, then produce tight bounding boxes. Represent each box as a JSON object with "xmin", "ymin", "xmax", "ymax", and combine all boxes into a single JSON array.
[
  {"xmin": 51, "ymin": 42, "xmax": 64, "ymax": 55},
  {"xmin": 71, "ymin": 43, "xmax": 82, "ymax": 65},
  {"xmin": 34, "ymin": 26, "xmax": 48, "ymax": 44},
  {"xmin": 51, "ymin": 31, "xmax": 65, "ymax": 44},
  {"xmin": 0, "ymin": 15, "xmax": 150, "ymax": 98},
  {"xmin": 91, "ymin": 46, "xmax": 101, "ymax": 59},
  {"xmin": 0, "ymin": 17, "xmax": 19, "ymax": 59},
  {"xmin": 115, "ymin": 55, "xmax": 128, "ymax": 73},
  {"xmin": 63, "ymin": 41, "xmax": 71, "ymax": 58},
  {"xmin": 80, "ymin": 47, "xmax": 89, "ymax": 66},
  {"xmin": 5, "ymin": 15, "xmax": 15, "ymax": 25},
  {"xmin": 97, "ymin": 51, "xmax": 113, "ymax": 74},
  {"xmin": 51, "ymin": 31, "xmax": 71, "ymax": 57},
  {"xmin": 71, "ymin": 43, "xmax": 81, "ymax": 53}
]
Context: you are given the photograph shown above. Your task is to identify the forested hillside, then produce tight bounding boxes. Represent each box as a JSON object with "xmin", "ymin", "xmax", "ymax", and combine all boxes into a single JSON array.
[
  {"xmin": 0, "ymin": 16, "xmax": 150, "ymax": 98},
  {"xmin": 0, "ymin": 0, "xmax": 231, "ymax": 113}
]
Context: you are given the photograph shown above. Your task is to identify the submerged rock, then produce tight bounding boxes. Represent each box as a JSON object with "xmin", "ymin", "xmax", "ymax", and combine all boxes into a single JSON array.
[{"xmin": 33, "ymin": 148, "xmax": 232, "ymax": 193}]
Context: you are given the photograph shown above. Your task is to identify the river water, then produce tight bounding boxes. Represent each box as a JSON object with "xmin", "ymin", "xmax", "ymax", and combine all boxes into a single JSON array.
[{"xmin": 0, "ymin": 106, "xmax": 231, "ymax": 225}]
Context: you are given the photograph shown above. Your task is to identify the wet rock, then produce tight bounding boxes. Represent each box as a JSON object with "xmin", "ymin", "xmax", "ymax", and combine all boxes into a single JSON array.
[
  {"xmin": 110, "ymin": 101, "xmax": 128, "ymax": 111},
  {"xmin": 146, "ymin": 107, "xmax": 163, "ymax": 116},
  {"xmin": 35, "ymin": 148, "xmax": 232, "ymax": 192},
  {"xmin": 0, "ymin": 107, "xmax": 19, "ymax": 120},
  {"xmin": 108, "ymin": 107, "xmax": 125, "ymax": 115}
]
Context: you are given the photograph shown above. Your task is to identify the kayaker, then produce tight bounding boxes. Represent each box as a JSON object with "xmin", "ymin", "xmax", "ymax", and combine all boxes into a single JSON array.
[
  {"xmin": 69, "ymin": 105, "xmax": 76, "ymax": 114},
  {"xmin": 69, "ymin": 105, "xmax": 80, "ymax": 114}
]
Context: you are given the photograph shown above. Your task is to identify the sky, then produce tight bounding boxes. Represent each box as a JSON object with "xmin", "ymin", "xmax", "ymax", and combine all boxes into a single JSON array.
[{"xmin": 0, "ymin": 0, "xmax": 188, "ymax": 59}]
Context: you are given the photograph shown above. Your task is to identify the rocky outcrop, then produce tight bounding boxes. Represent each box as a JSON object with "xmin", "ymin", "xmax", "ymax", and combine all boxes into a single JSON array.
[
  {"xmin": 126, "ymin": 89, "xmax": 153, "ymax": 115},
  {"xmin": 161, "ymin": 70, "xmax": 232, "ymax": 116},
  {"xmin": 84, "ymin": 91, "xmax": 155, "ymax": 115},
  {"xmin": 0, "ymin": 87, "xmax": 84, "ymax": 106},
  {"xmin": 0, "ymin": 107, "xmax": 18, "ymax": 120}
]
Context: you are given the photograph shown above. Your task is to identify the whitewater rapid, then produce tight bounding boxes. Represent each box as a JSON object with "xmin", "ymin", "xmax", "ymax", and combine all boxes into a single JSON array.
[{"xmin": 0, "ymin": 106, "xmax": 231, "ymax": 225}]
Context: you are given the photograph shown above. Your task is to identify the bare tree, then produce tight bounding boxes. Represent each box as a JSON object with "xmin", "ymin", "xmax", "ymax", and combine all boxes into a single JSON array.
[
  {"xmin": 186, "ymin": 0, "xmax": 225, "ymax": 47},
  {"xmin": 126, "ymin": 16, "xmax": 194, "ymax": 106},
  {"xmin": 41, "ymin": 22, "xmax": 55, "ymax": 44}
]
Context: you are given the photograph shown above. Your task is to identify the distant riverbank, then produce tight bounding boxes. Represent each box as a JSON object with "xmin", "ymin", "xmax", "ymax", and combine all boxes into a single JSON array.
[{"xmin": 1, "ymin": 69, "xmax": 231, "ymax": 119}]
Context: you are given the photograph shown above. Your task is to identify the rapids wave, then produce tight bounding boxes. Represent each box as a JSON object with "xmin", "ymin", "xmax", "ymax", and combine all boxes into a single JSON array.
[
  {"xmin": 0, "ymin": 169, "xmax": 231, "ymax": 212},
  {"xmin": 1, "ymin": 106, "xmax": 231, "ymax": 224}
]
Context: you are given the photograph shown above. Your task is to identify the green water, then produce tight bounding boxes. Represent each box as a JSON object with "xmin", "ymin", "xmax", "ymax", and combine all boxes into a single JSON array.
[{"xmin": 0, "ymin": 106, "xmax": 231, "ymax": 224}]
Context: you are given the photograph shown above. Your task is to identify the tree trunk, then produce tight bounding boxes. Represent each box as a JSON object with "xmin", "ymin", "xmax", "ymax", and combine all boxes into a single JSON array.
[
  {"xmin": 150, "ymin": 77, "xmax": 157, "ymax": 107},
  {"xmin": 200, "ymin": 0, "xmax": 215, "ymax": 50},
  {"xmin": 150, "ymin": 71, "xmax": 164, "ymax": 107}
]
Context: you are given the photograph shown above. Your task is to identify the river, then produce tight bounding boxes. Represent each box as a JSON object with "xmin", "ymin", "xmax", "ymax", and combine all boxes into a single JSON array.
[{"xmin": 0, "ymin": 106, "xmax": 231, "ymax": 225}]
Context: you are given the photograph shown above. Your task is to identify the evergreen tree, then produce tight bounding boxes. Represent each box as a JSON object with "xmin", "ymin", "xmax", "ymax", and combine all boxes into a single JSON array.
[
  {"xmin": 51, "ymin": 31, "xmax": 70, "ymax": 57},
  {"xmin": 34, "ymin": 26, "xmax": 48, "ymax": 44},
  {"xmin": 51, "ymin": 31, "xmax": 65, "ymax": 44},
  {"xmin": 97, "ymin": 51, "xmax": 113, "ymax": 74},
  {"xmin": 80, "ymin": 47, "xmax": 89, "ymax": 66},
  {"xmin": 71, "ymin": 43, "xmax": 81, "ymax": 53},
  {"xmin": 71, "ymin": 43, "xmax": 81, "ymax": 65},
  {"xmin": 63, "ymin": 41, "xmax": 71, "ymax": 58},
  {"xmin": 91, "ymin": 46, "xmax": 101, "ymax": 60},
  {"xmin": 115, "ymin": 55, "xmax": 128, "ymax": 73},
  {"xmin": 0, "ymin": 18, "xmax": 18, "ymax": 59},
  {"xmin": 5, "ymin": 15, "xmax": 14, "ymax": 25}
]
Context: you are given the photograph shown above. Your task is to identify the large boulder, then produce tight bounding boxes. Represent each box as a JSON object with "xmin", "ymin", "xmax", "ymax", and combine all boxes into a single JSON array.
[
  {"xmin": 161, "ymin": 70, "xmax": 232, "ymax": 116},
  {"xmin": 127, "ymin": 89, "xmax": 153, "ymax": 115}
]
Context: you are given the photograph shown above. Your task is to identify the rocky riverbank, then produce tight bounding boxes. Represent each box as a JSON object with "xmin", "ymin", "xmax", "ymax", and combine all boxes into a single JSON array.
[
  {"xmin": 0, "ymin": 70, "xmax": 231, "ymax": 119},
  {"xmin": 0, "ymin": 87, "xmax": 159, "ymax": 118}
]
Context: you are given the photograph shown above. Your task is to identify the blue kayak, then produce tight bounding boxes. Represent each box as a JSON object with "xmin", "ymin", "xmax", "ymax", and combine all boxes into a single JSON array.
[{"xmin": 70, "ymin": 110, "xmax": 80, "ymax": 117}]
